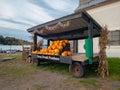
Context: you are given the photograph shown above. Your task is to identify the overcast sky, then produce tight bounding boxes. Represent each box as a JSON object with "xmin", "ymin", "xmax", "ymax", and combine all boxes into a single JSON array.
[{"xmin": 0, "ymin": 0, "xmax": 78, "ymax": 41}]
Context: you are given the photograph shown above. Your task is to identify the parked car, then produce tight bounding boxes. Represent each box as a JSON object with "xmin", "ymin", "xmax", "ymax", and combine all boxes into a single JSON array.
[
  {"xmin": 0, "ymin": 50, "xmax": 6, "ymax": 53},
  {"xmin": 6, "ymin": 50, "xmax": 16, "ymax": 54}
]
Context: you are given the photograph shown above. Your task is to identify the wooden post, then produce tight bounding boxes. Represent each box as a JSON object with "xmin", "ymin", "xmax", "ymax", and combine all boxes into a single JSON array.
[
  {"xmin": 88, "ymin": 20, "xmax": 93, "ymax": 57},
  {"xmin": 73, "ymin": 40, "xmax": 78, "ymax": 53},
  {"xmin": 86, "ymin": 20, "xmax": 93, "ymax": 64},
  {"xmin": 47, "ymin": 40, "xmax": 50, "ymax": 47},
  {"xmin": 33, "ymin": 34, "xmax": 37, "ymax": 51}
]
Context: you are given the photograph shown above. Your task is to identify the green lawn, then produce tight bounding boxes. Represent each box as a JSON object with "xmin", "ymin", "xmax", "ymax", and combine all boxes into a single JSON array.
[{"xmin": 108, "ymin": 58, "xmax": 120, "ymax": 81}]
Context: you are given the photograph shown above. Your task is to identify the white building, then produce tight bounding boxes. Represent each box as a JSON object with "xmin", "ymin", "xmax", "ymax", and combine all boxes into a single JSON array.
[{"xmin": 76, "ymin": 0, "xmax": 120, "ymax": 57}]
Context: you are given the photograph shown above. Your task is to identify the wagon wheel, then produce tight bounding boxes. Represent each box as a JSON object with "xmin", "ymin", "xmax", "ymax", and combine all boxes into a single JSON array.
[{"xmin": 69, "ymin": 62, "xmax": 84, "ymax": 77}]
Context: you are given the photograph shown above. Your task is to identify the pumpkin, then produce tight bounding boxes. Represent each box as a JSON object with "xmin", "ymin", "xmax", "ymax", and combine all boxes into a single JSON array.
[
  {"xmin": 37, "ymin": 40, "xmax": 69, "ymax": 55},
  {"xmin": 61, "ymin": 52, "xmax": 67, "ymax": 56},
  {"xmin": 62, "ymin": 42, "xmax": 66, "ymax": 47},
  {"xmin": 48, "ymin": 46, "xmax": 52, "ymax": 50},
  {"xmin": 57, "ymin": 45, "xmax": 63, "ymax": 50},
  {"xmin": 59, "ymin": 42, "xmax": 63, "ymax": 46},
  {"xmin": 64, "ymin": 40, "xmax": 68, "ymax": 44},
  {"xmin": 67, "ymin": 51, "xmax": 72, "ymax": 56},
  {"xmin": 51, "ymin": 45, "xmax": 56, "ymax": 50},
  {"xmin": 54, "ymin": 49, "xmax": 60, "ymax": 54}
]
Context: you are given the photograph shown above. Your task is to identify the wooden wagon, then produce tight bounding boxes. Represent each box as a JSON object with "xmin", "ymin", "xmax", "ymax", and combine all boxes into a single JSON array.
[{"xmin": 27, "ymin": 11, "xmax": 102, "ymax": 77}]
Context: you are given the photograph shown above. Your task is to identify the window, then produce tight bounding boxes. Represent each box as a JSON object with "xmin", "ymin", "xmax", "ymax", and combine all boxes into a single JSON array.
[{"xmin": 108, "ymin": 30, "xmax": 120, "ymax": 45}]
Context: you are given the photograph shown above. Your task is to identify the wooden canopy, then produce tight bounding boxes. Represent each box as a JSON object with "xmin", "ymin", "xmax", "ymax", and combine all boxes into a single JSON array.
[{"xmin": 27, "ymin": 11, "xmax": 102, "ymax": 40}]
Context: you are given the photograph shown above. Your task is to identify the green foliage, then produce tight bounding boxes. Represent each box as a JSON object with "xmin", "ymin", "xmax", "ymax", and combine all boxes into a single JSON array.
[{"xmin": 0, "ymin": 35, "xmax": 31, "ymax": 45}]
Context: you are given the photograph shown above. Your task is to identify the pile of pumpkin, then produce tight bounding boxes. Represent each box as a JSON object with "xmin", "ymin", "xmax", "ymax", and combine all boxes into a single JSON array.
[{"xmin": 32, "ymin": 40, "xmax": 72, "ymax": 56}]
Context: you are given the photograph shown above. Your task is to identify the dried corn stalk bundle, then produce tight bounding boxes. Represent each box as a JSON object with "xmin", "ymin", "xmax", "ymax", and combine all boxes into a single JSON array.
[
  {"xmin": 37, "ymin": 39, "xmax": 43, "ymax": 50},
  {"xmin": 19, "ymin": 40, "xmax": 26, "ymax": 60},
  {"xmin": 97, "ymin": 26, "xmax": 109, "ymax": 78},
  {"xmin": 30, "ymin": 36, "xmax": 34, "ymax": 51}
]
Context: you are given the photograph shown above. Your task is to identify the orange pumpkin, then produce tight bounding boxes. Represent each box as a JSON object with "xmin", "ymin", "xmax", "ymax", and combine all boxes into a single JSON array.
[
  {"xmin": 67, "ymin": 51, "xmax": 72, "ymax": 56},
  {"xmin": 54, "ymin": 49, "xmax": 60, "ymax": 54},
  {"xmin": 64, "ymin": 40, "xmax": 68, "ymax": 44},
  {"xmin": 51, "ymin": 45, "xmax": 56, "ymax": 50},
  {"xmin": 59, "ymin": 42, "xmax": 63, "ymax": 46},
  {"xmin": 61, "ymin": 52, "xmax": 67, "ymax": 56},
  {"xmin": 62, "ymin": 42, "xmax": 66, "ymax": 47},
  {"xmin": 48, "ymin": 46, "xmax": 52, "ymax": 50},
  {"xmin": 55, "ymin": 42, "xmax": 58, "ymax": 46},
  {"xmin": 57, "ymin": 45, "xmax": 63, "ymax": 50},
  {"xmin": 61, "ymin": 51, "xmax": 67, "ymax": 56}
]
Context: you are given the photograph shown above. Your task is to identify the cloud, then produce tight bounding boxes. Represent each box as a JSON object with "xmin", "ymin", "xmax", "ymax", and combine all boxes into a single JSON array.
[
  {"xmin": 25, "ymin": 2, "xmax": 54, "ymax": 23},
  {"xmin": 0, "ymin": 0, "xmax": 78, "ymax": 41},
  {"xmin": 0, "ymin": 0, "xmax": 54, "ymax": 30},
  {"xmin": 0, "ymin": 20, "xmax": 30, "ymax": 30},
  {"xmin": 43, "ymin": 0, "xmax": 78, "ymax": 12}
]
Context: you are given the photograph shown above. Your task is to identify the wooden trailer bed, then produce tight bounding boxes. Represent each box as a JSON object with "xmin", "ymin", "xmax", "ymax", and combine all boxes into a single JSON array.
[{"xmin": 72, "ymin": 53, "xmax": 98, "ymax": 62}]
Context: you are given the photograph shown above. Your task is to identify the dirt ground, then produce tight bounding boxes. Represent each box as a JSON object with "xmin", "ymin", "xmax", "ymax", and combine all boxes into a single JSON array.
[{"xmin": 0, "ymin": 59, "xmax": 120, "ymax": 90}]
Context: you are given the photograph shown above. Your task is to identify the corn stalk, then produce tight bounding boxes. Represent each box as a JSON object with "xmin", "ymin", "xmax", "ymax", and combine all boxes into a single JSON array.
[
  {"xmin": 19, "ymin": 40, "xmax": 26, "ymax": 60},
  {"xmin": 97, "ymin": 26, "xmax": 109, "ymax": 78}
]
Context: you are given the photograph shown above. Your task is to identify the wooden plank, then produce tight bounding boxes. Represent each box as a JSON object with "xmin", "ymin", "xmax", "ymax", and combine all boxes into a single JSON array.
[{"xmin": 72, "ymin": 53, "xmax": 98, "ymax": 62}]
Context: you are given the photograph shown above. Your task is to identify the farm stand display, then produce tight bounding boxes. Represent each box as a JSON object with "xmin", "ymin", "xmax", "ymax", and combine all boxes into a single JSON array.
[{"xmin": 27, "ymin": 11, "xmax": 102, "ymax": 77}]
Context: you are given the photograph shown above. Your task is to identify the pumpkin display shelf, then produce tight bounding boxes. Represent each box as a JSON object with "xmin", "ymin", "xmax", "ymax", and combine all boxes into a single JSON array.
[{"xmin": 32, "ymin": 40, "xmax": 73, "ymax": 56}]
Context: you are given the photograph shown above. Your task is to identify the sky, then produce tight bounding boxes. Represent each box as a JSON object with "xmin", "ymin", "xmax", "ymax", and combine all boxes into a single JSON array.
[{"xmin": 0, "ymin": 0, "xmax": 78, "ymax": 41}]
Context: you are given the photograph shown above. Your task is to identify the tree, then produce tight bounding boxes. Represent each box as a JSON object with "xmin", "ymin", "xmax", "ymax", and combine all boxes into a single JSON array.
[{"xmin": 0, "ymin": 35, "xmax": 31, "ymax": 45}]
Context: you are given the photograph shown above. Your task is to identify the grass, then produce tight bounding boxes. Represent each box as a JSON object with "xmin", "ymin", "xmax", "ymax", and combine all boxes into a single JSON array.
[
  {"xmin": 34, "ymin": 57, "xmax": 120, "ymax": 82},
  {"xmin": 0, "ymin": 54, "xmax": 120, "ymax": 84},
  {"xmin": 36, "ymin": 62, "xmax": 70, "ymax": 75},
  {"xmin": 108, "ymin": 58, "xmax": 120, "ymax": 81},
  {"xmin": 0, "ymin": 54, "xmax": 36, "ymax": 80},
  {"xmin": 0, "ymin": 53, "xmax": 22, "ymax": 60},
  {"xmin": 79, "ymin": 79, "xmax": 99, "ymax": 86},
  {"xmin": 118, "ymin": 88, "xmax": 120, "ymax": 90}
]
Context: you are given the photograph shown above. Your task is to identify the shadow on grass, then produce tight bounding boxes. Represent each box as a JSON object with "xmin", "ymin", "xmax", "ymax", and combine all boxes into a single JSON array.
[
  {"xmin": 35, "ymin": 62, "xmax": 98, "ymax": 78},
  {"xmin": 36, "ymin": 62, "xmax": 70, "ymax": 75}
]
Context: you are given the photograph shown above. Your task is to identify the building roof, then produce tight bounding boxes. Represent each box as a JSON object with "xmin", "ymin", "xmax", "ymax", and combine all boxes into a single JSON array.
[
  {"xmin": 27, "ymin": 11, "xmax": 102, "ymax": 40},
  {"xmin": 75, "ymin": 0, "xmax": 119, "ymax": 12}
]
